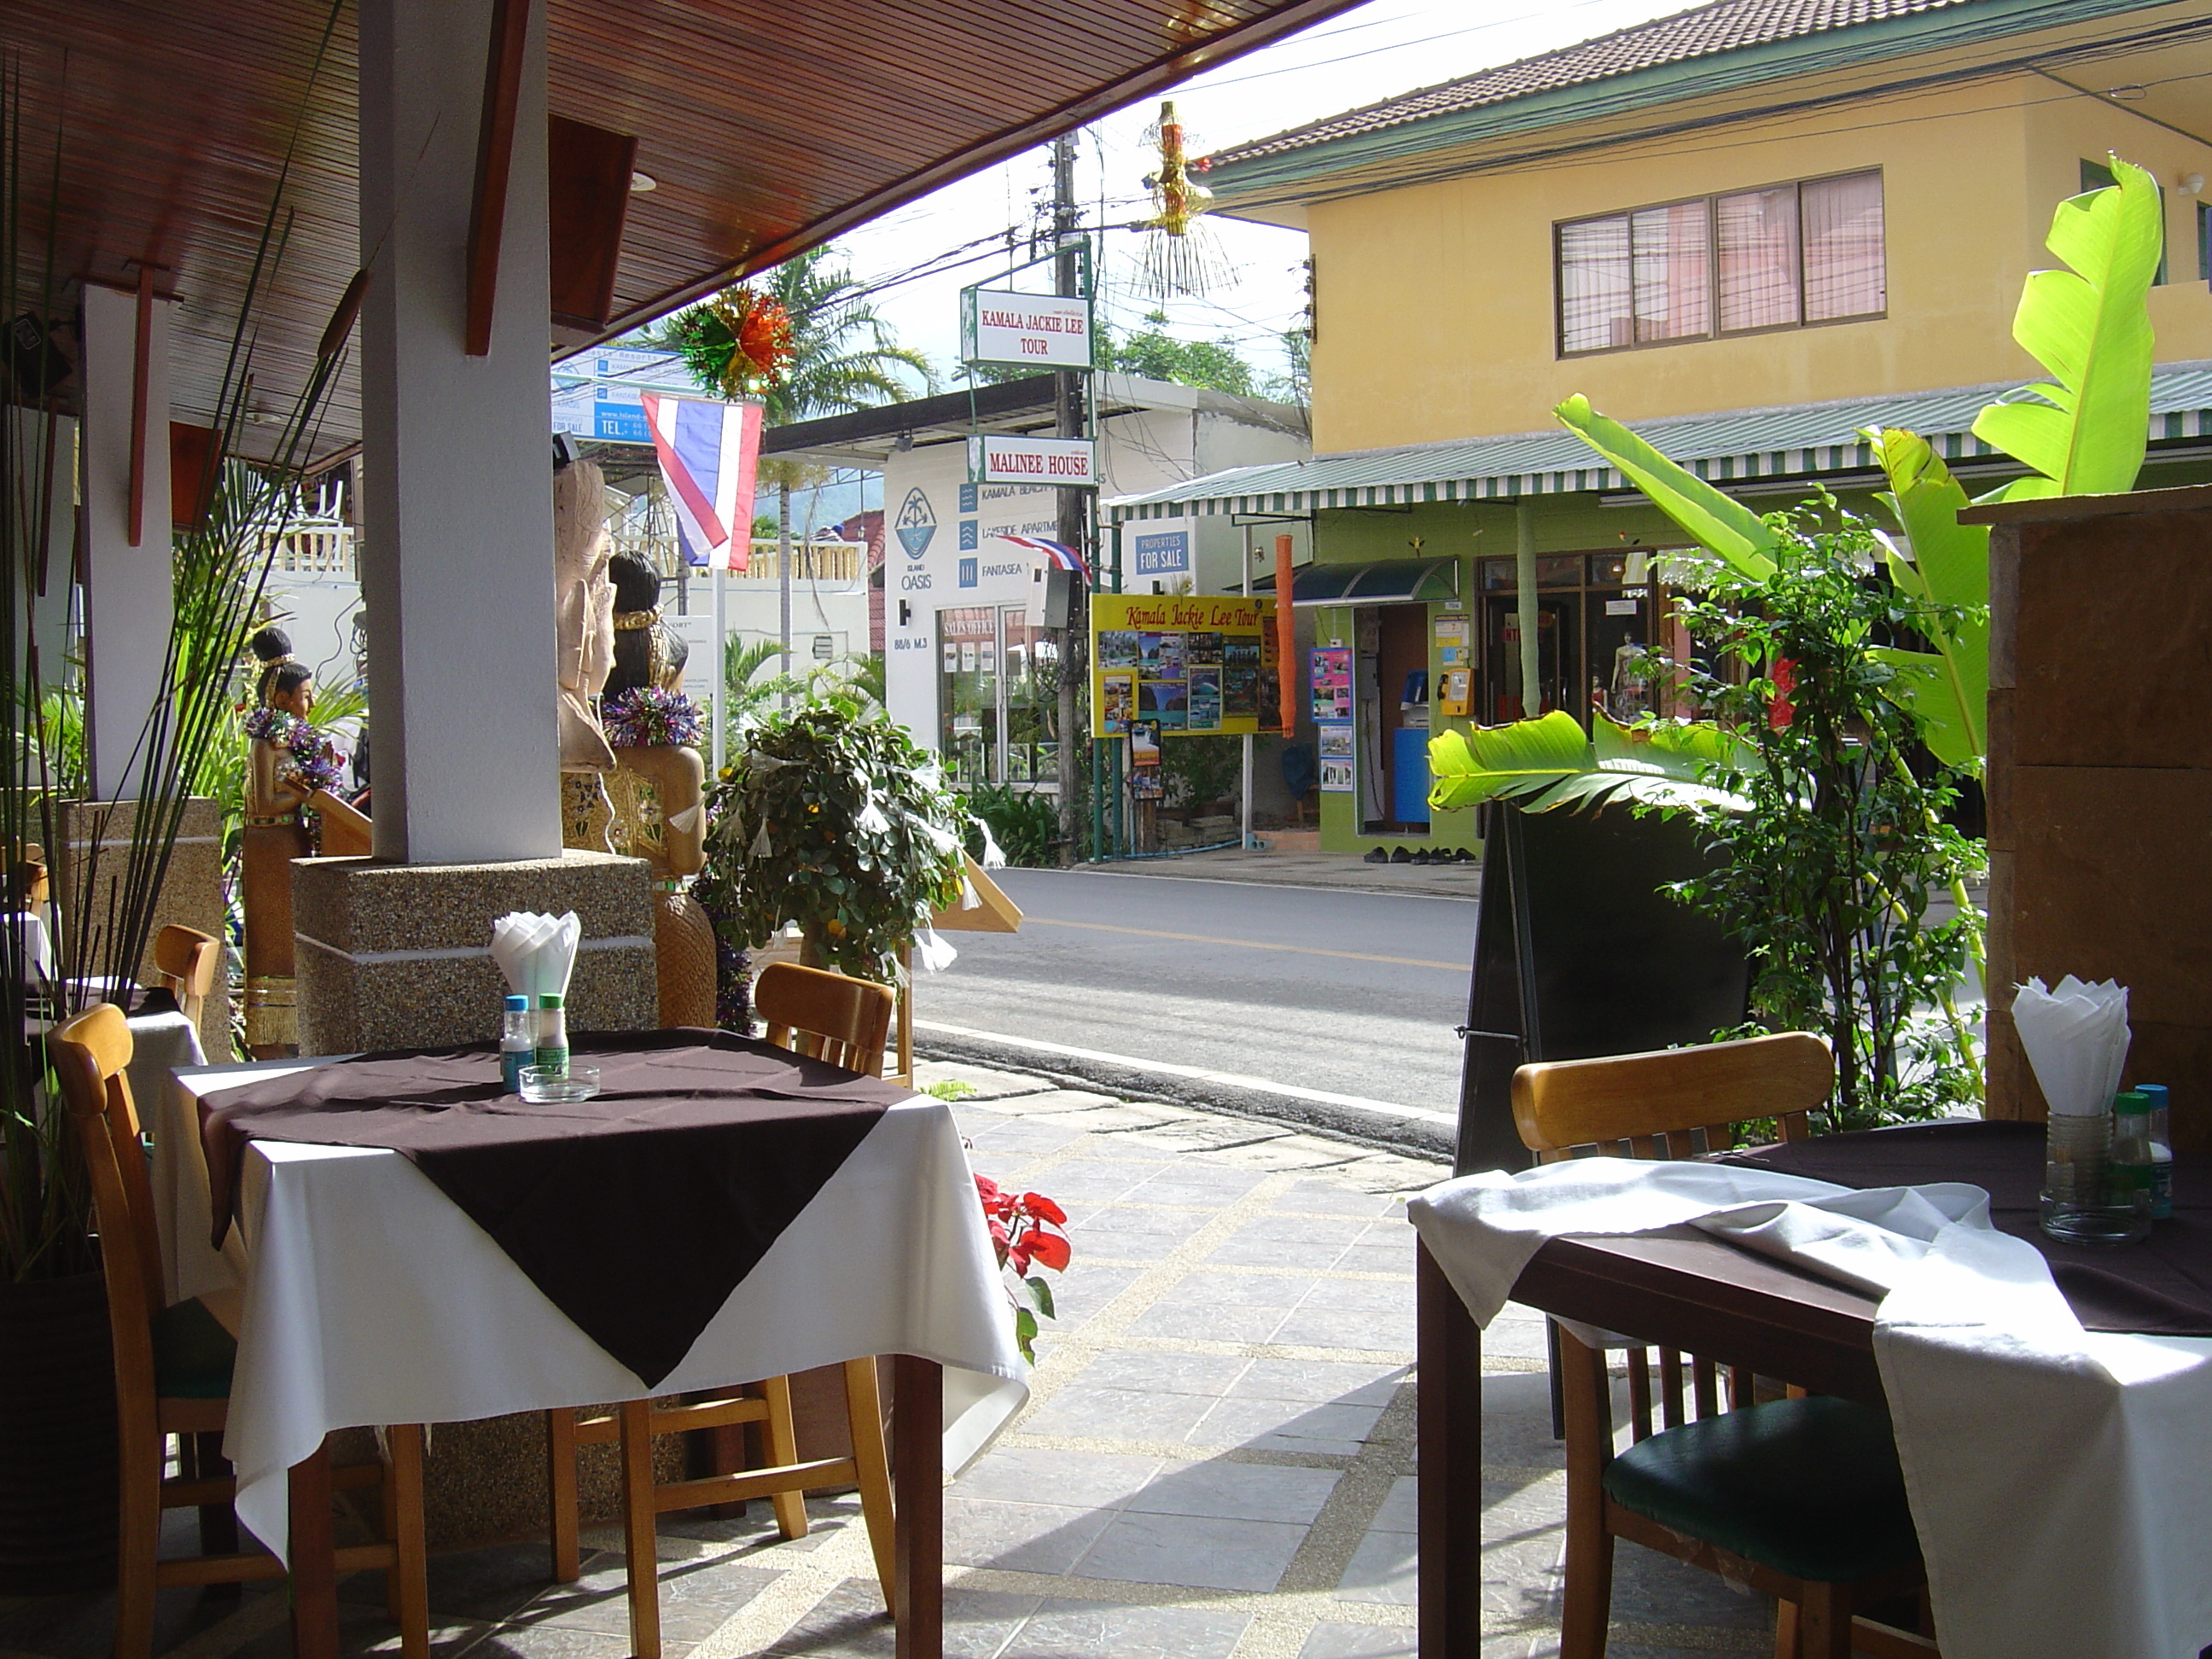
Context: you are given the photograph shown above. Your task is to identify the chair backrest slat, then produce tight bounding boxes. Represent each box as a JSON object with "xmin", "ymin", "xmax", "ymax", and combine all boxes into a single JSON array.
[
  {"xmin": 754, "ymin": 963, "xmax": 894, "ymax": 1078},
  {"xmin": 51, "ymin": 1004, "xmax": 162, "ymax": 1429},
  {"xmin": 153, "ymin": 923, "xmax": 221, "ymax": 1027},
  {"xmin": 1511, "ymin": 1032, "xmax": 1835, "ymax": 1442}
]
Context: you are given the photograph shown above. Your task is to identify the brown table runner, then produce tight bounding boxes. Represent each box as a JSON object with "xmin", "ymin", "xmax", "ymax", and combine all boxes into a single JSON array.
[
  {"xmin": 1726, "ymin": 1119, "xmax": 2212, "ymax": 1337},
  {"xmin": 199, "ymin": 1028, "xmax": 906, "ymax": 1384}
]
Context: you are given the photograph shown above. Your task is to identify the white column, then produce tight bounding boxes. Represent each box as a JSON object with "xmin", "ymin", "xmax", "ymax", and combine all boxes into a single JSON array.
[
  {"xmin": 357, "ymin": 0, "xmax": 560, "ymax": 864},
  {"xmin": 80, "ymin": 283, "xmax": 173, "ymax": 802}
]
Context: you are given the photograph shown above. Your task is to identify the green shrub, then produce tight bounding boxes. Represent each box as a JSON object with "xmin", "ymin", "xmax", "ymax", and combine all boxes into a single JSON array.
[{"xmin": 963, "ymin": 783, "xmax": 1060, "ymax": 867}]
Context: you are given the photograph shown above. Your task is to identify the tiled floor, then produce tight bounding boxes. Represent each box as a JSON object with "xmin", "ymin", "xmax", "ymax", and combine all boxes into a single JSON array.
[{"xmin": 1, "ymin": 1062, "xmax": 1778, "ymax": 1659}]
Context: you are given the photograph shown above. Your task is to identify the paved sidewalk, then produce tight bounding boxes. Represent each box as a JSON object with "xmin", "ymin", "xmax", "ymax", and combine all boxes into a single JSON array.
[{"xmin": 3, "ymin": 1064, "xmax": 1774, "ymax": 1659}]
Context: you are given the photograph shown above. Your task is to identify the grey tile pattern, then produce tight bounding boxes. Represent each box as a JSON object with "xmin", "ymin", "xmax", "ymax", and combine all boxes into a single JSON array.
[{"xmin": 3, "ymin": 1061, "xmax": 1791, "ymax": 1659}]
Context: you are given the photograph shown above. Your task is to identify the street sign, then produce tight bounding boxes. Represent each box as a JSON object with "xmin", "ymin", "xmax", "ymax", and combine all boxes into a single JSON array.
[
  {"xmin": 959, "ymin": 287, "xmax": 1093, "ymax": 370},
  {"xmin": 968, "ymin": 434, "xmax": 1097, "ymax": 487}
]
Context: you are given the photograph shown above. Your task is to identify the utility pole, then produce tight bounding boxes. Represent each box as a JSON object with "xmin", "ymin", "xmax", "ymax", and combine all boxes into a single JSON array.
[{"xmin": 1051, "ymin": 132, "xmax": 1087, "ymax": 864}]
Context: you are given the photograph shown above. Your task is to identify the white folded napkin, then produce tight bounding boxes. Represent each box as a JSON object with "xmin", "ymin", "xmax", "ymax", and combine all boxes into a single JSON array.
[
  {"xmin": 2012, "ymin": 975, "xmax": 2130, "ymax": 1115},
  {"xmin": 489, "ymin": 911, "xmax": 581, "ymax": 1002}
]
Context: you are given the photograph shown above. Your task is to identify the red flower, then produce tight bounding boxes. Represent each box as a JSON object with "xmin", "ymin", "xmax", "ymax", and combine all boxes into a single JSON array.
[
  {"xmin": 1024, "ymin": 1229, "xmax": 1072, "ymax": 1272},
  {"xmin": 1768, "ymin": 657, "xmax": 1796, "ymax": 731},
  {"xmin": 1022, "ymin": 1192, "xmax": 1068, "ymax": 1225}
]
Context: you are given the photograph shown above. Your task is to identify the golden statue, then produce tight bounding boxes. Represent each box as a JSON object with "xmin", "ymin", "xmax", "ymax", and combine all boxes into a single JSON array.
[{"xmin": 240, "ymin": 630, "xmax": 342, "ymax": 1056}]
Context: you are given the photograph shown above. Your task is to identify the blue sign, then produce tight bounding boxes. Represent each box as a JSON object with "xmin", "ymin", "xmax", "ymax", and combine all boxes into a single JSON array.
[
  {"xmin": 958, "ymin": 557, "xmax": 978, "ymax": 587},
  {"xmin": 958, "ymin": 483, "xmax": 979, "ymax": 513},
  {"xmin": 594, "ymin": 402, "xmax": 649, "ymax": 443},
  {"xmin": 1132, "ymin": 530, "xmax": 1191, "ymax": 576},
  {"xmin": 958, "ymin": 520, "xmax": 979, "ymax": 550},
  {"xmin": 894, "ymin": 488, "xmax": 936, "ymax": 559}
]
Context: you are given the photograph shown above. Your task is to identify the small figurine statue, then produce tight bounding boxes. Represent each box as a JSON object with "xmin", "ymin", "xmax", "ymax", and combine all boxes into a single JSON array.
[
  {"xmin": 241, "ymin": 628, "xmax": 342, "ymax": 1057},
  {"xmin": 602, "ymin": 681, "xmax": 713, "ymax": 1028},
  {"xmin": 605, "ymin": 551, "xmax": 690, "ymax": 700}
]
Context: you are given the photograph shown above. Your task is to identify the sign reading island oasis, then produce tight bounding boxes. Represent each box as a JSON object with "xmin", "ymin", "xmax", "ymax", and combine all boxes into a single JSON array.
[
  {"xmin": 1091, "ymin": 594, "xmax": 1282, "ymax": 738},
  {"xmin": 969, "ymin": 434, "xmax": 1097, "ymax": 486},
  {"xmin": 959, "ymin": 287, "xmax": 1094, "ymax": 370}
]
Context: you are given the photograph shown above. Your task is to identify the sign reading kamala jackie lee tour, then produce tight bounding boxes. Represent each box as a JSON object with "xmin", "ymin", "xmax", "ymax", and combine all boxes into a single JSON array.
[
  {"xmin": 959, "ymin": 288, "xmax": 1095, "ymax": 371},
  {"xmin": 1091, "ymin": 594, "xmax": 1281, "ymax": 738}
]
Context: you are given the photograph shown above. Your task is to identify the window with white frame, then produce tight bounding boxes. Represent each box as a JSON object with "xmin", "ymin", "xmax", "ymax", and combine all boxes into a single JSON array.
[{"xmin": 1557, "ymin": 170, "xmax": 1886, "ymax": 356}]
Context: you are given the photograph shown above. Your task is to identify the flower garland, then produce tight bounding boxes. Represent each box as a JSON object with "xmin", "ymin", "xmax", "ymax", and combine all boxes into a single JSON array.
[
  {"xmin": 602, "ymin": 687, "xmax": 705, "ymax": 749},
  {"xmin": 243, "ymin": 707, "xmax": 344, "ymax": 794}
]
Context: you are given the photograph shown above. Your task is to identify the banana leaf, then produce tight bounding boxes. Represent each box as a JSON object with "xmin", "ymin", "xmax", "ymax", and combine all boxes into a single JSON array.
[
  {"xmin": 1866, "ymin": 430, "xmax": 1988, "ymax": 770},
  {"xmin": 1555, "ymin": 395, "xmax": 1778, "ymax": 579},
  {"xmin": 1428, "ymin": 711, "xmax": 1748, "ymax": 815},
  {"xmin": 1972, "ymin": 155, "xmax": 2161, "ymax": 502}
]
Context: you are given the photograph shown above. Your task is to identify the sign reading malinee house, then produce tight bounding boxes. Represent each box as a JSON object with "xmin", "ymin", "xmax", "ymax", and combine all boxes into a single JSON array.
[
  {"xmin": 1091, "ymin": 594, "xmax": 1282, "ymax": 738},
  {"xmin": 969, "ymin": 434, "xmax": 1097, "ymax": 487},
  {"xmin": 960, "ymin": 288, "xmax": 1094, "ymax": 370}
]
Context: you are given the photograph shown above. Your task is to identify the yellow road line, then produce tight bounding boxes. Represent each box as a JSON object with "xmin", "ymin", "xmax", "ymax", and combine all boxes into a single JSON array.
[{"xmin": 1021, "ymin": 915, "xmax": 1464, "ymax": 971}]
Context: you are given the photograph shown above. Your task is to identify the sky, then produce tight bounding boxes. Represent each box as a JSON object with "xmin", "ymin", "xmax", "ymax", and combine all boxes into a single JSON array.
[{"xmin": 824, "ymin": 0, "xmax": 1698, "ymax": 394}]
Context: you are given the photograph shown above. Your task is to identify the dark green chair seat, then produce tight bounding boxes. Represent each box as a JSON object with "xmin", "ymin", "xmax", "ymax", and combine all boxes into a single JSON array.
[
  {"xmin": 1602, "ymin": 1395, "xmax": 1919, "ymax": 1584},
  {"xmin": 152, "ymin": 1297, "xmax": 236, "ymax": 1400}
]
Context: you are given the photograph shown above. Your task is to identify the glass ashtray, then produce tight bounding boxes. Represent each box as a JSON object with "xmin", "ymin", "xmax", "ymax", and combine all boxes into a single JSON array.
[{"xmin": 519, "ymin": 1063, "xmax": 600, "ymax": 1103}]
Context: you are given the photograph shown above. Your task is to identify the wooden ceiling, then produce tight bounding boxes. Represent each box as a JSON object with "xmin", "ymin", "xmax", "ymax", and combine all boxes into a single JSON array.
[{"xmin": 2, "ymin": 0, "xmax": 1359, "ymax": 466}]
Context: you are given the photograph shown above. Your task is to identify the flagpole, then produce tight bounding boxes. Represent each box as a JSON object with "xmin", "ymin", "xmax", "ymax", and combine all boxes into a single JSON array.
[{"xmin": 712, "ymin": 555, "xmax": 728, "ymax": 776}]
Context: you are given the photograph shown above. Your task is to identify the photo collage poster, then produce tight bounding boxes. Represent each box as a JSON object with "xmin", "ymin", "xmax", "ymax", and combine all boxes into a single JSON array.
[{"xmin": 1091, "ymin": 594, "xmax": 1281, "ymax": 740}]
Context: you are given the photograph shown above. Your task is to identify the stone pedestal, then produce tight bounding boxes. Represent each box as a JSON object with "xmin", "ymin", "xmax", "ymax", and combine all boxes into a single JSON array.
[
  {"xmin": 54, "ymin": 796, "xmax": 230, "ymax": 1060},
  {"xmin": 295, "ymin": 849, "xmax": 659, "ymax": 1545},
  {"xmin": 293, "ymin": 850, "xmax": 655, "ymax": 1051}
]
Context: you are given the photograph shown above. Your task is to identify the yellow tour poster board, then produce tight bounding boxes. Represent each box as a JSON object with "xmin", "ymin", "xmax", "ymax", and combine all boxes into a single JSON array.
[{"xmin": 1091, "ymin": 593, "xmax": 1281, "ymax": 738}]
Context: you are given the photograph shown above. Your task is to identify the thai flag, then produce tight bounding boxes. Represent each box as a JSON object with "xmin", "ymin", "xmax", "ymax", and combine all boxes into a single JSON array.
[
  {"xmin": 989, "ymin": 535, "xmax": 1089, "ymax": 585},
  {"xmin": 640, "ymin": 394, "xmax": 762, "ymax": 571}
]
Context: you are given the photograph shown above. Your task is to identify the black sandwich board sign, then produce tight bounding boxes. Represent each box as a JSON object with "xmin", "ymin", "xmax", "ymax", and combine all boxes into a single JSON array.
[{"xmin": 1454, "ymin": 801, "xmax": 1751, "ymax": 1177}]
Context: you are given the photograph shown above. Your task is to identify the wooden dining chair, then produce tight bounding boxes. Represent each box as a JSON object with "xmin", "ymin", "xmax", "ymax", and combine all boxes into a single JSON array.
[
  {"xmin": 151, "ymin": 924, "xmax": 222, "ymax": 1029},
  {"xmin": 1513, "ymin": 1032, "xmax": 1939, "ymax": 1659},
  {"xmin": 49, "ymin": 1004, "xmax": 431, "ymax": 1659},
  {"xmin": 546, "ymin": 962, "xmax": 899, "ymax": 1659}
]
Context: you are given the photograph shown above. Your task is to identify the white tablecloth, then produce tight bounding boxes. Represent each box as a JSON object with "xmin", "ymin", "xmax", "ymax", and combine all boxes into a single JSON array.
[
  {"xmin": 1411, "ymin": 1160, "xmax": 2212, "ymax": 1659},
  {"xmin": 157, "ymin": 1060, "xmax": 1027, "ymax": 1561}
]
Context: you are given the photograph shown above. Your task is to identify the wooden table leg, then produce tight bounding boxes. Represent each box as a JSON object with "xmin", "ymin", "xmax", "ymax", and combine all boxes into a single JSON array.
[
  {"xmin": 890, "ymin": 1354, "xmax": 942, "ymax": 1659},
  {"xmin": 1418, "ymin": 1241, "xmax": 1482, "ymax": 1659},
  {"xmin": 288, "ymin": 1440, "xmax": 339, "ymax": 1659}
]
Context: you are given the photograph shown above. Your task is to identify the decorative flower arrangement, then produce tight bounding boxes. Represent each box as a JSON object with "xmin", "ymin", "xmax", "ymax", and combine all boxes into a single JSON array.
[
  {"xmin": 243, "ymin": 706, "xmax": 343, "ymax": 793},
  {"xmin": 661, "ymin": 284, "xmax": 795, "ymax": 399},
  {"xmin": 975, "ymin": 1176, "xmax": 1070, "ymax": 1361},
  {"xmin": 602, "ymin": 686, "xmax": 705, "ymax": 749}
]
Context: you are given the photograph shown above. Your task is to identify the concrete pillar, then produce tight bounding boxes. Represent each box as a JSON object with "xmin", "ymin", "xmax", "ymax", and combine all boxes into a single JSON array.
[
  {"xmin": 357, "ymin": 0, "xmax": 561, "ymax": 864},
  {"xmin": 80, "ymin": 283, "xmax": 173, "ymax": 801}
]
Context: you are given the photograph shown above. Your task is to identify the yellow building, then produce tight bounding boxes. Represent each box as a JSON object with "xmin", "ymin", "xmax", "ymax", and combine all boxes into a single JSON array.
[{"xmin": 1108, "ymin": 0, "xmax": 2212, "ymax": 856}]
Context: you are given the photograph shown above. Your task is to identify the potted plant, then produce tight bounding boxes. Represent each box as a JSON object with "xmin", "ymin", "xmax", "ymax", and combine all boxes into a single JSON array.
[{"xmin": 694, "ymin": 700, "xmax": 971, "ymax": 985}]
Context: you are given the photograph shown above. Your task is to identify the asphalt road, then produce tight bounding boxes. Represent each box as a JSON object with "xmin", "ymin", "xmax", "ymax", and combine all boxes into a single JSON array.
[{"xmin": 917, "ymin": 866, "xmax": 1479, "ymax": 1117}]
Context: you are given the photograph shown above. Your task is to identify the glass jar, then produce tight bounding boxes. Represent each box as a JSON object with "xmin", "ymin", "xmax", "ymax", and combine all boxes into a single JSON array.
[{"xmin": 2044, "ymin": 1093, "xmax": 2152, "ymax": 1247}]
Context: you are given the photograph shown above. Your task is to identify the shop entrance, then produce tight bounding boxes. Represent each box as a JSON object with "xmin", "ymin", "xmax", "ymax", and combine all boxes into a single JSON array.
[
  {"xmin": 1354, "ymin": 602, "xmax": 1433, "ymax": 835},
  {"xmin": 1479, "ymin": 551, "xmax": 1662, "ymax": 725},
  {"xmin": 938, "ymin": 605, "xmax": 1055, "ymax": 790}
]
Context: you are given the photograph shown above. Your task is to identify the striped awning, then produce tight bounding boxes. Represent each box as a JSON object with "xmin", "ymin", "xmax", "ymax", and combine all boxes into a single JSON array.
[{"xmin": 1107, "ymin": 361, "xmax": 2212, "ymax": 521}]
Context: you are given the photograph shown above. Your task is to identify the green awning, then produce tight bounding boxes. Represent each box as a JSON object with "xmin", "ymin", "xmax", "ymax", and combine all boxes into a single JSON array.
[
  {"xmin": 1104, "ymin": 361, "xmax": 2212, "ymax": 521},
  {"xmin": 1254, "ymin": 556, "xmax": 1461, "ymax": 607}
]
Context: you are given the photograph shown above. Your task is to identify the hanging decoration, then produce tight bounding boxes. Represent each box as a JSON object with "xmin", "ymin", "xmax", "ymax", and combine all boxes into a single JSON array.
[
  {"xmin": 1135, "ymin": 101, "xmax": 1236, "ymax": 300},
  {"xmin": 660, "ymin": 283, "xmax": 795, "ymax": 399}
]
